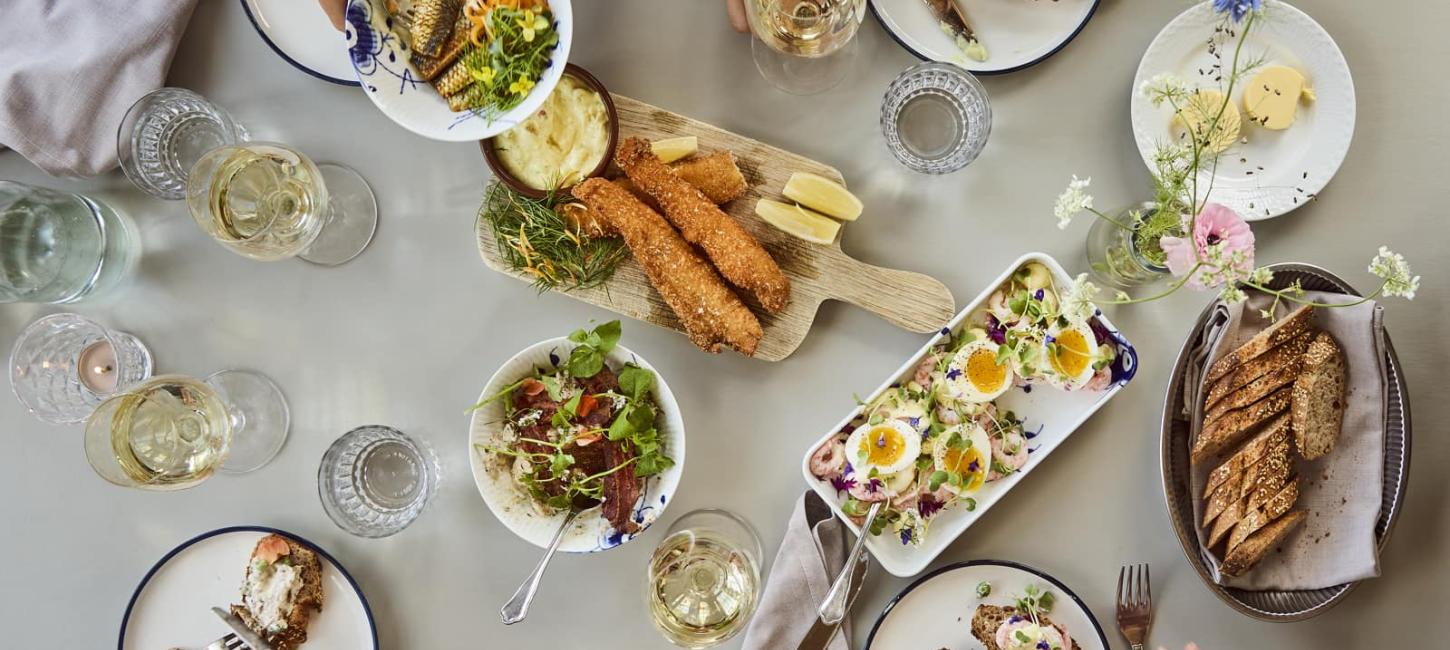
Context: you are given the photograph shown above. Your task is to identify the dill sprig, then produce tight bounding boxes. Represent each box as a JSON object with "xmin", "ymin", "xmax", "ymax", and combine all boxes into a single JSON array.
[{"xmin": 479, "ymin": 182, "xmax": 628, "ymax": 292}]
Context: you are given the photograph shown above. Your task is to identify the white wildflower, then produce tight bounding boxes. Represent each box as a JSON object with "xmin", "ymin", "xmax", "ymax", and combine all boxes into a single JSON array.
[
  {"xmin": 1062, "ymin": 273, "xmax": 1101, "ymax": 320},
  {"xmin": 1249, "ymin": 267, "xmax": 1274, "ymax": 285},
  {"xmin": 1368, "ymin": 246, "xmax": 1420, "ymax": 299},
  {"xmin": 1221, "ymin": 286, "xmax": 1248, "ymax": 304},
  {"xmin": 1140, "ymin": 73, "xmax": 1188, "ymax": 107},
  {"xmin": 1054, "ymin": 175, "xmax": 1093, "ymax": 230}
]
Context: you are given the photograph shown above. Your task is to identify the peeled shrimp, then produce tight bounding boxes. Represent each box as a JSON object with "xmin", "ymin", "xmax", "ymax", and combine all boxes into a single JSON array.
[
  {"xmin": 989, "ymin": 430, "xmax": 1029, "ymax": 480},
  {"xmin": 913, "ymin": 353, "xmax": 940, "ymax": 386},
  {"xmin": 972, "ymin": 403, "xmax": 998, "ymax": 432},
  {"xmin": 1085, "ymin": 367, "xmax": 1113, "ymax": 391},
  {"xmin": 987, "ymin": 290, "xmax": 1015, "ymax": 323},
  {"xmin": 809, "ymin": 436, "xmax": 847, "ymax": 479},
  {"xmin": 935, "ymin": 403, "xmax": 962, "ymax": 426},
  {"xmin": 849, "ymin": 477, "xmax": 890, "ymax": 502}
]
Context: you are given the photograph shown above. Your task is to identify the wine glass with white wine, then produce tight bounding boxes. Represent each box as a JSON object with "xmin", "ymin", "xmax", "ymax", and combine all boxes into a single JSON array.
[
  {"xmin": 646, "ymin": 509, "xmax": 763, "ymax": 648},
  {"xmin": 745, "ymin": 0, "xmax": 866, "ymax": 95},
  {"xmin": 83, "ymin": 371, "xmax": 291, "ymax": 489},
  {"xmin": 185, "ymin": 141, "xmax": 378, "ymax": 266}
]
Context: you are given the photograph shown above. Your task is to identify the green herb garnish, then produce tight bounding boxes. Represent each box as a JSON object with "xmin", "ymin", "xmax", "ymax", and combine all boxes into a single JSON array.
[
  {"xmin": 976, "ymin": 581, "xmax": 992, "ymax": 597},
  {"xmin": 480, "ymin": 182, "xmax": 629, "ymax": 293}
]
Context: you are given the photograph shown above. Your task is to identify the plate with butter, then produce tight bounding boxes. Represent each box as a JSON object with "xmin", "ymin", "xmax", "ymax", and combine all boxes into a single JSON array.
[{"xmin": 1129, "ymin": 0, "xmax": 1355, "ymax": 221}]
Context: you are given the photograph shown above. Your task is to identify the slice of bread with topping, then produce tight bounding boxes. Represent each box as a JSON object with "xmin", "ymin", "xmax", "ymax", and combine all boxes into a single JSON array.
[
  {"xmin": 231, "ymin": 534, "xmax": 324, "ymax": 650},
  {"xmin": 970, "ymin": 605, "xmax": 1078, "ymax": 650}
]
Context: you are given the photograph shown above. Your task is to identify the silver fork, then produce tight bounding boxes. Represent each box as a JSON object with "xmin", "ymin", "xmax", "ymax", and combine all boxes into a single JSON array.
[
  {"xmin": 1115, "ymin": 564, "xmax": 1152, "ymax": 650},
  {"xmin": 167, "ymin": 633, "xmax": 250, "ymax": 650}
]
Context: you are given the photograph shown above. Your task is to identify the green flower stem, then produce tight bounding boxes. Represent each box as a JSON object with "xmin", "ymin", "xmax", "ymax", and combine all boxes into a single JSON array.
[
  {"xmin": 1242, "ymin": 281, "xmax": 1387, "ymax": 308},
  {"xmin": 1087, "ymin": 207, "xmax": 1134, "ymax": 230},
  {"xmin": 1100, "ymin": 263, "xmax": 1204, "ymax": 305},
  {"xmin": 1194, "ymin": 11, "xmax": 1257, "ymax": 216}
]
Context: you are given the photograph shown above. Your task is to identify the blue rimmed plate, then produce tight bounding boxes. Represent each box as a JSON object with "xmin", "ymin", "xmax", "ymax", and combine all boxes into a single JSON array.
[
  {"xmin": 345, "ymin": 0, "xmax": 573, "ymax": 141},
  {"xmin": 119, "ymin": 526, "xmax": 378, "ymax": 650},
  {"xmin": 870, "ymin": 0, "xmax": 1099, "ymax": 75},
  {"xmin": 867, "ymin": 559, "xmax": 1109, "ymax": 649},
  {"xmin": 240, "ymin": 0, "xmax": 359, "ymax": 86}
]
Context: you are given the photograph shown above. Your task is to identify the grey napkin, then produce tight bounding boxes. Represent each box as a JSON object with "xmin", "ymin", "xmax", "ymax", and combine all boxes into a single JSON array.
[
  {"xmin": 741, "ymin": 491, "xmax": 853, "ymax": 650},
  {"xmin": 0, "ymin": 0, "xmax": 199, "ymax": 176},
  {"xmin": 1186, "ymin": 291, "xmax": 1386, "ymax": 590}
]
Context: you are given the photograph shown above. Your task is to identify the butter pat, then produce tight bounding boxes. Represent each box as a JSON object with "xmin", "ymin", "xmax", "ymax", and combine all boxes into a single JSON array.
[
  {"xmin": 1243, "ymin": 65, "xmax": 1315, "ymax": 130},
  {"xmin": 1174, "ymin": 90, "xmax": 1241, "ymax": 154}
]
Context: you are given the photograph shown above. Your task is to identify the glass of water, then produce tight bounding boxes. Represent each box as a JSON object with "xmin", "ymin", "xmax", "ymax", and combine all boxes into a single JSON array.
[
  {"xmin": 881, "ymin": 62, "xmax": 992, "ymax": 173},
  {"xmin": 117, "ymin": 88, "xmax": 248, "ymax": 201},
  {"xmin": 318, "ymin": 425, "xmax": 440, "ymax": 538},
  {"xmin": 646, "ymin": 509, "xmax": 763, "ymax": 648},
  {"xmin": 1, "ymin": 181, "xmax": 140, "ymax": 304}
]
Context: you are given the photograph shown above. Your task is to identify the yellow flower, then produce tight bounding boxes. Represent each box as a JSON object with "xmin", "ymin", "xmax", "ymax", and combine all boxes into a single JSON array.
[
  {"xmin": 518, "ymin": 9, "xmax": 537, "ymax": 42},
  {"xmin": 471, "ymin": 66, "xmax": 496, "ymax": 85},
  {"xmin": 509, "ymin": 77, "xmax": 535, "ymax": 96}
]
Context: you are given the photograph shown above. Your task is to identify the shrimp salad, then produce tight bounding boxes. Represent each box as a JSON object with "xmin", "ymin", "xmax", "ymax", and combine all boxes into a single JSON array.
[{"xmin": 808, "ymin": 262, "xmax": 1120, "ymax": 546}]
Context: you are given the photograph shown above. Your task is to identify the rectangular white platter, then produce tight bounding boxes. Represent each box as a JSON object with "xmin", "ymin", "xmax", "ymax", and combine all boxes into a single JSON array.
[{"xmin": 799, "ymin": 252, "xmax": 1139, "ymax": 577}]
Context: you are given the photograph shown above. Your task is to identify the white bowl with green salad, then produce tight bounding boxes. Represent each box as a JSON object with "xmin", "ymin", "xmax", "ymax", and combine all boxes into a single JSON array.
[{"xmin": 345, "ymin": 0, "xmax": 572, "ymax": 141}]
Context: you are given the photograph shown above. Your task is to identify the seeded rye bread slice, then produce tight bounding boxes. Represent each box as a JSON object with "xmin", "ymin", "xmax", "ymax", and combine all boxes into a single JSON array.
[
  {"xmin": 1292, "ymin": 332, "xmax": 1347, "ymax": 460},
  {"xmin": 1205, "ymin": 422, "xmax": 1292, "ymax": 548},
  {"xmin": 970, "ymin": 605, "xmax": 1078, "ymax": 650},
  {"xmin": 1191, "ymin": 386, "xmax": 1294, "ymax": 465},
  {"xmin": 231, "ymin": 535, "xmax": 325, "ymax": 650},
  {"xmin": 1205, "ymin": 330, "xmax": 1314, "ymax": 410},
  {"xmin": 1204, "ymin": 359, "xmax": 1304, "ymax": 428},
  {"xmin": 1203, "ymin": 305, "xmax": 1314, "ymax": 387},
  {"xmin": 1228, "ymin": 477, "xmax": 1300, "ymax": 551},
  {"xmin": 1202, "ymin": 414, "xmax": 1291, "ymax": 526},
  {"xmin": 1221, "ymin": 510, "xmax": 1308, "ymax": 577}
]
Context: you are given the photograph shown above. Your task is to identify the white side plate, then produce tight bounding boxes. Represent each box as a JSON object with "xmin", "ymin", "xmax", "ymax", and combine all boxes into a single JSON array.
[
  {"xmin": 800, "ymin": 252, "xmax": 1138, "ymax": 577},
  {"xmin": 241, "ymin": 0, "xmax": 358, "ymax": 86},
  {"xmin": 1129, "ymin": 1, "xmax": 1355, "ymax": 221},
  {"xmin": 866, "ymin": 560, "xmax": 1109, "ymax": 649},
  {"xmin": 870, "ymin": 0, "xmax": 1099, "ymax": 74},
  {"xmin": 120, "ymin": 527, "xmax": 378, "ymax": 649}
]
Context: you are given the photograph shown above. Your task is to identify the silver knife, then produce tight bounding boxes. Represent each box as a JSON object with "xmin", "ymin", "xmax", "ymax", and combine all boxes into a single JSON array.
[
  {"xmin": 796, "ymin": 554, "xmax": 869, "ymax": 650},
  {"xmin": 922, "ymin": 0, "xmax": 977, "ymax": 44},
  {"xmin": 211, "ymin": 606, "xmax": 274, "ymax": 650}
]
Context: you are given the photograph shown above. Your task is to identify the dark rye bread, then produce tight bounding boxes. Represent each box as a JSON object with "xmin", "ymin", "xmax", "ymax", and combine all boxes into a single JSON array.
[
  {"xmin": 970, "ymin": 605, "xmax": 1078, "ymax": 650},
  {"xmin": 1203, "ymin": 305, "xmax": 1314, "ymax": 386},
  {"xmin": 231, "ymin": 535, "xmax": 325, "ymax": 650},
  {"xmin": 1204, "ymin": 330, "xmax": 1314, "ymax": 410},
  {"xmin": 1292, "ymin": 332, "xmax": 1347, "ymax": 460},
  {"xmin": 1191, "ymin": 386, "xmax": 1293, "ymax": 465},
  {"xmin": 1221, "ymin": 510, "xmax": 1307, "ymax": 577}
]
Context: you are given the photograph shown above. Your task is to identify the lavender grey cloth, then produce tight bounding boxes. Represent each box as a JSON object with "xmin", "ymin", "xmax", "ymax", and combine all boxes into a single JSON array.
[
  {"xmin": 1186, "ymin": 292, "xmax": 1385, "ymax": 590},
  {"xmin": 0, "ymin": 0, "xmax": 199, "ymax": 176},
  {"xmin": 741, "ymin": 491, "xmax": 853, "ymax": 650}
]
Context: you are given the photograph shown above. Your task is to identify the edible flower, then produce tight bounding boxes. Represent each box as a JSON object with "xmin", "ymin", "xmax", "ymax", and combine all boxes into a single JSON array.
[
  {"xmin": 471, "ymin": 65, "xmax": 497, "ymax": 85},
  {"xmin": 1213, "ymin": 0, "xmax": 1262, "ymax": 22},
  {"xmin": 1053, "ymin": 175, "xmax": 1093, "ymax": 229},
  {"xmin": 829, "ymin": 475, "xmax": 856, "ymax": 494},
  {"xmin": 508, "ymin": 77, "xmax": 536, "ymax": 96},
  {"xmin": 918, "ymin": 493, "xmax": 944, "ymax": 518},
  {"xmin": 1160, "ymin": 203, "xmax": 1255, "ymax": 290},
  {"xmin": 516, "ymin": 8, "xmax": 550, "ymax": 42}
]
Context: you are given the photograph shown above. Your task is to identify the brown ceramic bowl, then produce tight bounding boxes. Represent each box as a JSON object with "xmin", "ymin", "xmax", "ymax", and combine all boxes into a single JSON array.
[{"xmin": 481, "ymin": 63, "xmax": 618, "ymax": 200}]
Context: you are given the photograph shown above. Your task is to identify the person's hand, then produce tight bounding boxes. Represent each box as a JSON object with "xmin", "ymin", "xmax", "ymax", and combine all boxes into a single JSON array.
[
  {"xmin": 319, "ymin": 0, "xmax": 347, "ymax": 31},
  {"xmin": 726, "ymin": 0, "xmax": 748, "ymax": 33}
]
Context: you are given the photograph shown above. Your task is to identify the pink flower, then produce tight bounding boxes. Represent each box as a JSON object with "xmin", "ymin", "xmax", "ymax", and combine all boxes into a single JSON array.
[{"xmin": 1160, "ymin": 203, "xmax": 1255, "ymax": 289}]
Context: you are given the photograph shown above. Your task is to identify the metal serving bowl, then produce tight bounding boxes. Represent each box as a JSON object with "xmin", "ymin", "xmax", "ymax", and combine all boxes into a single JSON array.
[{"xmin": 1159, "ymin": 262, "xmax": 1411, "ymax": 621}]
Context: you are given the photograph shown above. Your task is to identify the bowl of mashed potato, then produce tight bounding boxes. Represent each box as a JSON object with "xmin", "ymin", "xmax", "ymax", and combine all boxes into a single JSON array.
[{"xmin": 482, "ymin": 63, "xmax": 618, "ymax": 198}]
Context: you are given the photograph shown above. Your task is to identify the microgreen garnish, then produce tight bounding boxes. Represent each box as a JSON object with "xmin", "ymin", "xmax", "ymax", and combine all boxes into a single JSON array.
[{"xmin": 480, "ymin": 182, "xmax": 629, "ymax": 293}]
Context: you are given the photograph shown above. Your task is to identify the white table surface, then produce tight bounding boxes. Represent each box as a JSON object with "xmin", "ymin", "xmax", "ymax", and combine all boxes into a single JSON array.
[{"xmin": 2, "ymin": 1, "xmax": 1446, "ymax": 648}]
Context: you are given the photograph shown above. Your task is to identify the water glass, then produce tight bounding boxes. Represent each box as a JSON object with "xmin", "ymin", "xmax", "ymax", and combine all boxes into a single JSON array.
[
  {"xmin": 881, "ymin": 62, "xmax": 992, "ymax": 173},
  {"xmin": 1086, "ymin": 201, "xmax": 1173, "ymax": 289},
  {"xmin": 646, "ymin": 509, "xmax": 763, "ymax": 648},
  {"xmin": 9, "ymin": 313, "xmax": 153, "ymax": 424},
  {"xmin": 319, "ymin": 425, "xmax": 440, "ymax": 538},
  {"xmin": 0, "ymin": 181, "xmax": 140, "ymax": 304},
  {"xmin": 745, "ymin": 0, "xmax": 866, "ymax": 95},
  {"xmin": 117, "ymin": 88, "xmax": 247, "ymax": 200}
]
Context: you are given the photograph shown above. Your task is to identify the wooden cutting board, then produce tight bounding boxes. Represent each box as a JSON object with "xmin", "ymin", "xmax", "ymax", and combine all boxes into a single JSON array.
[{"xmin": 476, "ymin": 94, "xmax": 955, "ymax": 361}]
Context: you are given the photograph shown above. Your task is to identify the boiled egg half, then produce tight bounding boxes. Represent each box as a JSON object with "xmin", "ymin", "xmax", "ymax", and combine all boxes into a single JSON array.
[
  {"xmin": 1044, "ymin": 319, "xmax": 1098, "ymax": 389},
  {"xmin": 845, "ymin": 418, "xmax": 921, "ymax": 476},
  {"xmin": 932, "ymin": 424, "xmax": 992, "ymax": 495},
  {"xmin": 945, "ymin": 340, "xmax": 1015, "ymax": 403}
]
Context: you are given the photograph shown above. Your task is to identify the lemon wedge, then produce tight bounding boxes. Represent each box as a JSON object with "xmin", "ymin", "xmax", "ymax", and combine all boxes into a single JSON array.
[
  {"xmin": 755, "ymin": 199, "xmax": 840, "ymax": 244},
  {"xmin": 783, "ymin": 172, "xmax": 862, "ymax": 221},
  {"xmin": 651, "ymin": 136, "xmax": 698, "ymax": 164},
  {"xmin": 1174, "ymin": 90, "xmax": 1241, "ymax": 154}
]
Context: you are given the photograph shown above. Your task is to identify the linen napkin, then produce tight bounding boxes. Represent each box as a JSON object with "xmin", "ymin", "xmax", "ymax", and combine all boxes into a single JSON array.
[
  {"xmin": 0, "ymin": 0, "xmax": 200, "ymax": 176},
  {"xmin": 741, "ymin": 491, "xmax": 853, "ymax": 650},
  {"xmin": 1187, "ymin": 291, "xmax": 1386, "ymax": 590}
]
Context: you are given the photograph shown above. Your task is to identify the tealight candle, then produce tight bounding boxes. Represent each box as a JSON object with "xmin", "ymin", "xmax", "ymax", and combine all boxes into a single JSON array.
[{"xmin": 76, "ymin": 340, "xmax": 119, "ymax": 393}]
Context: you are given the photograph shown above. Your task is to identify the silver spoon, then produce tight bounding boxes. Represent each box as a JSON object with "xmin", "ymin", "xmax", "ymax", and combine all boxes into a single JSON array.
[
  {"xmin": 501, "ymin": 507, "xmax": 585, "ymax": 625},
  {"xmin": 817, "ymin": 501, "xmax": 882, "ymax": 625}
]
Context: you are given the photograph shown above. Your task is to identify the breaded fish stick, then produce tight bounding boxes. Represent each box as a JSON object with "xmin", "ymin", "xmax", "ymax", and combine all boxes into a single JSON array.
[
  {"xmin": 572, "ymin": 178, "xmax": 763, "ymax": 356},
  {"xmin": 568, "ymin": 152, "xmax": 748, "ymax": 237},
  {"xmin": 616, "ymin": 138, "xmax": 791, "ymax": 313}
]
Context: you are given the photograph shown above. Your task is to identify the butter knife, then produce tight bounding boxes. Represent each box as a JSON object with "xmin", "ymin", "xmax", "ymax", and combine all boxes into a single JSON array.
[
  {"xmin": 211, "ymin": 607, "xmax": 274, "ymax": 650},
  {"xmin": 796, "ymin": 553, "xmax": 869, "ymax": 650},
  {"xmin": 922, "ymin": 0, "xmax": 977, "ymax": 44}
]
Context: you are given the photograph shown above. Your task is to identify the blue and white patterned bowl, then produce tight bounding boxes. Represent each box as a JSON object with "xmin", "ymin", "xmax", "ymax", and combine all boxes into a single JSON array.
[
  {"xmin": 469, "ymin": 338, "xmax": 686, "ymax": 553},
  {"xmin": 345, "ymin": 0, "xmax": 573, "ymax": 141}
]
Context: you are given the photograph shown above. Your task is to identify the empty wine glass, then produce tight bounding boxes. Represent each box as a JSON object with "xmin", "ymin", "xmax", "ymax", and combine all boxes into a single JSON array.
[
  {"xmin": 118, "ymin": 88, "xmax": 248, "ymax": 201},
  {"xmin": 83, "ymin": 370, "xmax": 290, "ymax": 489},
  {"xmin": 318, "ymin": 425, "xmax": 440, "ymax": 538},
  {"xmin": 9, "ymin": 313, "xmax": 153, "ymax": 424},
  {"xmin": 185, "ymin": 142, "xmax": 378, "ymax": 266}
]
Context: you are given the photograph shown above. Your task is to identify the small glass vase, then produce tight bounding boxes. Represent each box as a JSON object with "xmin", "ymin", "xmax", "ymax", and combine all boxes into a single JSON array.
[{"xmin": 1085, "ymin": 202, "xmax": 1173, "ymax": 289}]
